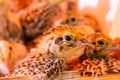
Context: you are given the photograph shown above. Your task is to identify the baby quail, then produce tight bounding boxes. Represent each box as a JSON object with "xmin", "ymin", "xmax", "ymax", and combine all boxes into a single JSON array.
[
  {"xmin": 14, "ymin": 2, "xmax": 61, "ymax": 40},
  {"xmin": 84, "ymin": 32, "xmax": 120, "ymax": 58},
  {"xmin": 0, "ymin": 40, "xmax": 28, "ymax": 76},
  {"xmin": 9, "ymin": 26, "xmax": 91, "ymax": 80},
  {"xmin": 52, "ymin": 14, "xmax": 98, "ymax": 37},
  {"xmin": 67, "ymin": 32, "xmax": 120, "ymax": 77}
]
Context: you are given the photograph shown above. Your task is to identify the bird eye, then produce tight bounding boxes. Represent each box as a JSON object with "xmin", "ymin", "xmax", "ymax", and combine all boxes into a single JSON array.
[
  {"xmin": 55, "ymin": 37, "xmax": 63, "ymax": 44},
  {"xmin": 70, "ymin": 17, "xmax": 76, "ymax": 22},
  {"xmin": 97, "ymin": 40, "xmax": 105, "ymax": 45},
  {"xmin": 64, "ymin": 35, "xmax": 73, "ymax": 41}
]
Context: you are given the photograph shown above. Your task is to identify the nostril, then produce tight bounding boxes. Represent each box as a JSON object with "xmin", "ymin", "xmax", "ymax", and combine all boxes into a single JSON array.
[
  {"xmin": 79, "ymin": 38, "xmax": 88, "ymax": 43},
  {"xmin": 94, "ymin": 50, "xmax": 97, "ymax": 54}
]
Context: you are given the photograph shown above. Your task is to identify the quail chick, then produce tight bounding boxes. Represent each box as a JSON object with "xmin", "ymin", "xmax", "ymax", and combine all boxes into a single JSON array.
[
  {"xmin": 9, "ymin": 26, "xmax": 91, "ymax": 80},
  {"xmin": 0, "ymin": 40, "xmax": 28, "ymax": 76},
  {"xmin": 47, "ymin": 0, "xmax": 97, "ymax": 37},
  {"xmin": 12, "ymin": 1, "xmax": 64, "ymax": 40},
  {"xmin": 52, "ymin": 14, "xmax": 97, "ymax": 36},
  {"xmin": 83, "ymin": 32, "xmax": 120, "ymax": 58},
  {"xmin": 0, "ymin": 0, "xmax": 23, "ymax": 41},
  {"xmin": 67, "ymin": 32, "xmax": 120, "ymax": 76},
  {"xmin": 27, "ymin": 24, "xmax": 94, "ymax": 50},
  {"xmin": 52, "ymin": 13, "xmax": 101, "ymax": 38},
  {"xmin": 56, "ymin": 14, "xmax": 101, "ymax": 32}
]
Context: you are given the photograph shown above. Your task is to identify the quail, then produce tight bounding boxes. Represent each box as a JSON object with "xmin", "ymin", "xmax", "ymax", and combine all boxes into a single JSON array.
[
  {"xmin": 0, "ymin": 40, "xmax": 28, "ymax": 76},
  {"xmin": 67, "ymin": 32, "xmax": 120, "ymax": 77},
  {"xmin": 9, "ymin": 26, "xmax": 92, "ymax": 80}
]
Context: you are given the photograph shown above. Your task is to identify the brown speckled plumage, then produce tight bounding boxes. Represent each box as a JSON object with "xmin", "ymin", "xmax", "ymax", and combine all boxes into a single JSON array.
[
  {"xmin": 67, "ymin": 32, "xmax": 120, "ymax": 77},
  {"xmin": 10, "ymin": 53, "xmax": 65, "ymax": 79},
  {"xmin": 68, "ymin": 58, "xmax": 120, "ymax": 77},
  {"xmin": 18, "ymin": 2, "xmax": 60, "ymax": 40},
  {"xmin": 9, "ymin": 26, "xmax": 90, "ymax": 79}
]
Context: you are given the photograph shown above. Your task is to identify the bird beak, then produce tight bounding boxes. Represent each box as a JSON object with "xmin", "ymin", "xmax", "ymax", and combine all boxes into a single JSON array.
[
  {"xmin": 106, "ymin": 43, "xmax": 120, "ymax": 50},
  {"xmin": 0, "ymin": 62, "xmax": 9, "ymax": 76},
  {"xmin": 77, "ymin": 38, "xmax": 94, "ymax": 48}
]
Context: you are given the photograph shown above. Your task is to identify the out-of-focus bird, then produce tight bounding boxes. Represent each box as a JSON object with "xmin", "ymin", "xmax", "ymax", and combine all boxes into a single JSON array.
[
  {"xmin": 44, "ymin": 1, "xmax": 96, "ymax": 44},
  {"xmin": 9, "ymin": 26, "xmax": 92, "ymax": 80},
  {"xmin": 67, "ymin": 32, "xmax": 120, "ymax": 76},
  {"xmin": 83, "ymin": 32, "xmax": 120, "ymax": 58},
  {"xmin": 0, "ymin": 40, "xmax": 28, "ymax": 76},
  {"xmin": 51, "ymin": 0, "xmax": 101, "ymax": 33},
  {"xmin": 18, "ymin": 2, "xmax": 61, "ymax": 41},
  {"xmin": 8, "ymin": 0, "xmax": 66, "ymax": 41},
  {"xmin": 55, "ymin": 14, "xmax": 101, "ymax": 32},
  {"xmin": 0, "ymin": 0, "xmax": 23, "ymax": 41},
  {"xmin": 51, "ymin": 7, "xmax": 97, "ymax": 36}
]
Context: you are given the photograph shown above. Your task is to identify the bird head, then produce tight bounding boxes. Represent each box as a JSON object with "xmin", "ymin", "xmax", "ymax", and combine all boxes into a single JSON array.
[
  {"xmin": 57, "ymin": 14, "xmax": 98, "ymax": 26},
  {"xmin": 54, "ymin": 14, "xmax": 96, "ymax": 36},
  {"xmin": 57, "ymin": 14, "xmax": 83, "ymax": 26},
  {"xmin": 87, "ymin": 32, "xmax": 120, "ymax": 58},
  {"xmin": 54, "ymin": 13, "xmax": 100, "ymax": 37},
  {"xmin": 37, "ymin": 25, "xmax": 93, "ymax": 60}
]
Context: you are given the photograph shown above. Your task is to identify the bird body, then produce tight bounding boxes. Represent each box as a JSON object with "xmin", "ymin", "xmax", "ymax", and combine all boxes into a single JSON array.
[
  {"xmin": 12, "ymin": 1, "xmax": 61, "ymax": 40},
  {"xmin": 9, "ymin": 26, "xmax": 91, "ymax": 79},
  {"xmin": 55, "ymin": 14, "xmax": 101, "ymax": 32},
  {"xmin": 10, "ymin": 52, "xmax": 65, "ymax": 80},
  {"xmin": 67, "ymin": 32, "xmax": 120, "ymax": 77}
]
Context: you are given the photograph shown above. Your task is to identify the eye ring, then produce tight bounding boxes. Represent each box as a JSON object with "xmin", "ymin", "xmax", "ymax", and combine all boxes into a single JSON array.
[
  {"xmin": 97, "ymin": 40, "xmax": 105, "ymax": 45},
  {"xmin": 70, "ymin": 17, "xmax": 76, "ymax": 22}
]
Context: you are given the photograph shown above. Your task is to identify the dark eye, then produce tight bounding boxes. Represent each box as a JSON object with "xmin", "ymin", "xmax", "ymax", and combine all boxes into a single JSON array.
[
  {"xmin": 64, "ymin": 35, "xmax": 72, "ymax": 41},
  {"xmin": 97, "ymin": 40, "xmax": 105, "ymax": 45},
  {"xmin": 55, "ymin": 37, "xmax": 63, "ymax": 44},
  {"xmin": 70, "ymin": 17, "xmax": 76, "ymax": 22}
]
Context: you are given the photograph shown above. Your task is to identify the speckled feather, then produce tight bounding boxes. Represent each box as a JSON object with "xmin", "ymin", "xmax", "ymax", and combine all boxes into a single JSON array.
[
  {"xmin": 67, "ymin": 32, "xmax": 120, "ymax": 77},
  {"xmin": 9, "ymin": 26, "xmax": 88, "ymax": 79},
  {"xmin": 10, "ymin": 53, "xmax": 65, "ymax": 79},
  {"xmin": 18, "ymin": 2, "xmax": 60, "ymax": 40}
]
